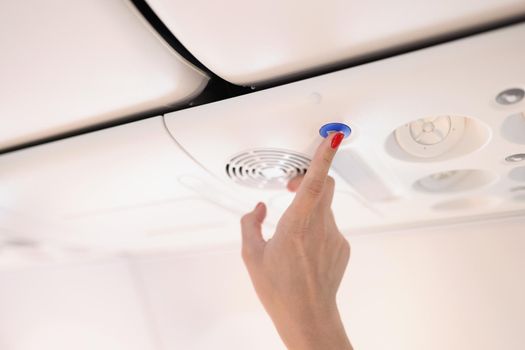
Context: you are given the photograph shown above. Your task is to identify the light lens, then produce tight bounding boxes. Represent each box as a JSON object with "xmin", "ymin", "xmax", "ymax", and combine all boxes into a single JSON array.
[{"xmin": 496, "ymin": 88, "xmax": 524, "ymax": 105}]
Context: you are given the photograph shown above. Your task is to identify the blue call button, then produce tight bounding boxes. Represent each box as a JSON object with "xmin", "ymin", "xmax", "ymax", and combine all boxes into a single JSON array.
[{"xmin": 319, "ymin": 122, "xmax": 351, "ymax": 138}]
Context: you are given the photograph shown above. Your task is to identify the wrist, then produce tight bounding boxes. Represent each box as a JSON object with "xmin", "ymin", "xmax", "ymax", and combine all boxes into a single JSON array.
[{"xmin": 275, "ymin": 302, "xmax": 352, "ymax": 350}]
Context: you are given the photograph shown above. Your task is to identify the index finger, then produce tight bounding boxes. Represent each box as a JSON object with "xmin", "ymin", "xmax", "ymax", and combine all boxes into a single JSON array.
[{"xmin": 291, "ymin": 132, "xmax": 344, "ymax": 212}]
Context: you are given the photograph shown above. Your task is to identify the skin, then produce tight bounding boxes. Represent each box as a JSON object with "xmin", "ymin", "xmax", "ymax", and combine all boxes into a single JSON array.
[{"xmin": 240, "ymin": 132, "xmax": 352, "ymax": 350}]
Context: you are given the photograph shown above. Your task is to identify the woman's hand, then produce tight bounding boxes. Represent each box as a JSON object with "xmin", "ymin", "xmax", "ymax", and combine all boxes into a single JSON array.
[{"xmin": 241, "ymin": 132, "xmax": 352, "ymax": 350}]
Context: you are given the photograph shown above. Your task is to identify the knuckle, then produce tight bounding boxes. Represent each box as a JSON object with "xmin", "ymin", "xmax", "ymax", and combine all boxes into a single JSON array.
[
  {"xmin": 322, "ymin": 153, "xmax": 332, "ymax": 166},
  {"xmin": 305, "ymin": 178, "xmax": 325, "ymax": 197},
  {"xmin": 287, "ymin": 217, "xmax": 311, "ymax": 240},
  {"xmin": 240, "ymin": 214, "xmax": 251, "ymax": 226},
  {"xmin": 325, "ymin": 176, "xmax": 335, "ymax": 188}
]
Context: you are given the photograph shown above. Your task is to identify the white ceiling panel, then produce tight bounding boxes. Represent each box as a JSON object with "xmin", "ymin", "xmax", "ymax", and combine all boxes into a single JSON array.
[
  {"xmin": 0, "ymin": 0, "xmax": 208, "ymax": 150},
  {"xmin": 146, "ymin": 0, "xmax": 525, "ymax": 85},
  {"xmin": 0, "ymin": 24, "xmax": 524, "ymax": 267}
]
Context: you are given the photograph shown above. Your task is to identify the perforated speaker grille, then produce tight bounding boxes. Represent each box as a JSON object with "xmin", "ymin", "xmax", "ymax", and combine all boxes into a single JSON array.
[{"xmin": 225, "ymin": 148, "xmax": 311, "ymax": 189}]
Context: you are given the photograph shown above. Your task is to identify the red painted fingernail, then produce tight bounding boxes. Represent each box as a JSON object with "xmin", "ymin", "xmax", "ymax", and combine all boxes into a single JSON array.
[{"xmin": 331, "ymin": 132, "xmax": 344, "ymax": 149}]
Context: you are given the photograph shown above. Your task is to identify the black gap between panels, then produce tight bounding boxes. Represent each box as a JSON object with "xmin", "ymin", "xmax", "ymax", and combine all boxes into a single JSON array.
[
  {"xmin": 128, "ymin": 0, "xmax": 253, "ymax": 101},
  {"xmin": 1, "ymin": 4, "xmax": 524, "ymax": 155}
]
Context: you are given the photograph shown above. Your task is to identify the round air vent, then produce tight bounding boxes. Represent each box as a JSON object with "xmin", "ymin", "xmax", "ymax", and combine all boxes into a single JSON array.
[
  {"xmin": 386, "ymin": 115, "xmax": 490, "ymax": 162},
  {"xmin": 225, "ymin": 148, "xmax": 310, "ymax": 189},
  {"xmin": 395, "ymin": 116, "xmax": 465, "ymax": 158},
  {"xmin": 408, "ymin": 116, "xmax": 452, "ymax": 145}
]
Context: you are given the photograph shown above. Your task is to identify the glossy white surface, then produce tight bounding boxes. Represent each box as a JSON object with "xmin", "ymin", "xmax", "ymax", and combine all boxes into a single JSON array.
[
  {"xmin": 165, "ymin": 23, "xmax": 525, "ymax": 233},
  {"xmin": 0, "ymin": 117, "xmax": 246, "ymax": 254},
  {"xmin": 146, "ymin": 0, "xmax": 525, "ymax": 85},
  {"xmin": 0, "ymin": 0, "xmax": 208, "ymax": 150}
]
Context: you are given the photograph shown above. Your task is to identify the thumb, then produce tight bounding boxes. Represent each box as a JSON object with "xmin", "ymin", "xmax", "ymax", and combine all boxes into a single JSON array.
[{"xmin": 240, "ymin": 202, "xmax": 267, "ymax": 261}]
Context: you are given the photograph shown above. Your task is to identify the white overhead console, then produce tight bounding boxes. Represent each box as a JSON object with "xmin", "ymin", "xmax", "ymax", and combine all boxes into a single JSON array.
[
  {"xmin": 145, "ymin": 0, "xmax": 525, "ymax": 85},
  {"xmin": 164, "ymin": 23, "xmax": 525, "ymax": 233},
  {"xmin": 0, "ymin": 0, "xmax": 208, "ymax": 150}
]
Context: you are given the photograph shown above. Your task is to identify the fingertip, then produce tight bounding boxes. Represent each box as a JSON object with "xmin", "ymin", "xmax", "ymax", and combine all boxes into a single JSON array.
[
  {"xmin": 287, "ymin": 176, "xmax": 304, "ymax": 192},
  {"xmin": 315, "ymin": 131, "xmax": 342, "ymax": 166},
  {"xmin": 254, "ymin": 202, "xmax": 267, "ymax": 222},
  {"xmin": 254, "ymin": 201, "xmax": 266, "ymax": 211},
  {"xmin": 330, "ymin": 131, "xmax": 345, "ymax": 150}
]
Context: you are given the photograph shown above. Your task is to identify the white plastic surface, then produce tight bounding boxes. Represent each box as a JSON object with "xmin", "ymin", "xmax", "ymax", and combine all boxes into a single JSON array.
[
  {"xmin": 0, "ymin": 0, "xmax": 208, "ymax": 150},
  {"xmin": 0, "ymin": 117, "xmax": 249, "ymax": 255},
  {"xmin": 165, "ymin": 23, "xmax": 525, "ymax": 231},
  {"xmin": 146, "ymin": 0, "xmax": 525, "ymax": 85}
]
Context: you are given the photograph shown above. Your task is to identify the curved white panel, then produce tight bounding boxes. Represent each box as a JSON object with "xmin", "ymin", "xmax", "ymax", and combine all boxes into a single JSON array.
[
  {"xmin": 0, "ymin": 0, "xmax": 208, "ymax": 150},
  {"xmin": 165, "ymin": 24, "xmax": 525, "ymax": 229},
  {"xmin": 146, "ymin": 0, "xmax": 525, "ymax": 85},
  {"xmin": 0, "ymin": 117, "xmax": 250, "ymax": 256}
]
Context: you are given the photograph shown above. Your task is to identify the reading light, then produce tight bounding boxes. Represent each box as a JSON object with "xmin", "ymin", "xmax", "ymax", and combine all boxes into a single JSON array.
[{"xmin": 496, "ymin": 88, "xmax": 524, "ymax": 105}]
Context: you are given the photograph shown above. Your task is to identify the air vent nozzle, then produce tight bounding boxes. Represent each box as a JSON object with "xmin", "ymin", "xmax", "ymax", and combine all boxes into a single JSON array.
[
  {"xmin": 225, "ymin": 148, "xmax": 310, "ymax": 189},
  {"xmin": 394, "ymin": 115, "xmax": 465, "ymax": 158}
]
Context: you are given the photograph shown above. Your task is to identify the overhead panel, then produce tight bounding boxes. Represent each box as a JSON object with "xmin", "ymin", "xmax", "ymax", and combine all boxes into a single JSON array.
[
  {"xmin": 164, "ymin": 23, "xmax": 525, "ymax": 232},
  {"xmin": 0, "ymin": 0, "xmax": 208, "ymax": 150},
  {"xmin": 1, "ymin": 24, "xmax": 524, "ymax": 267},
  {"xmin": 145, "ymin": 0, "xmax": 525, "ymax": 85},
  {"xmin": 0, "ymin": 117, "xmax": 248, "ymax": 259}
]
